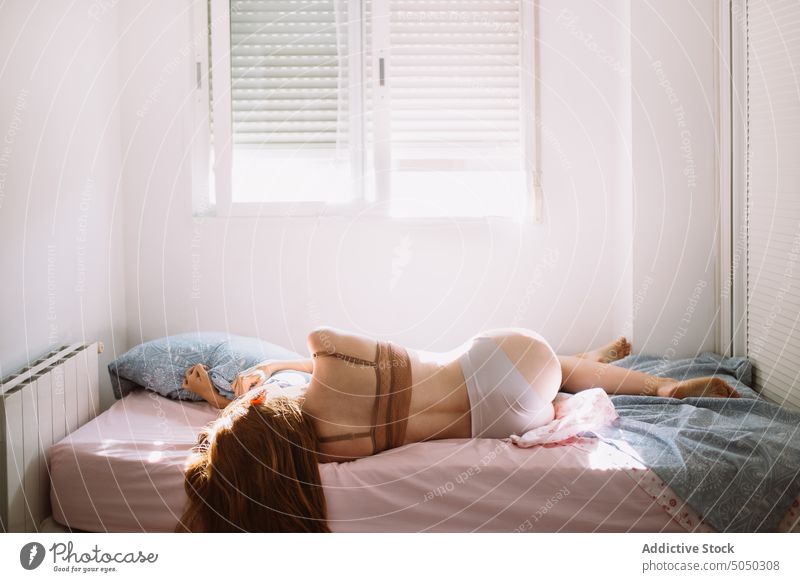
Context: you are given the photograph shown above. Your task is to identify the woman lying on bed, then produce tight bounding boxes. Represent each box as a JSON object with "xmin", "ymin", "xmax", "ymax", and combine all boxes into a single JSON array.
[{"xmin": 177, "ymin": 327, "xmax": 739, "ymax": 533}]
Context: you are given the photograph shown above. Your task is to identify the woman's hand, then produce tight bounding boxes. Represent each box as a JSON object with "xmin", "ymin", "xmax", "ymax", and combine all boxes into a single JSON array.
[
  {"xmin": 233, "ymin": 364, "xmax": 272, "ymax": 397},
  {"xmin": 183, "ymin": 364, "xmax": 230, "ymax": 409}
]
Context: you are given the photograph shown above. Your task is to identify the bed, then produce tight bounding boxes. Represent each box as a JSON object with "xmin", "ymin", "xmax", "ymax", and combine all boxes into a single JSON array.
[
  {"xmin": 48, "ymin": 390, "xmax": 690, "ymax": 532},
  {"xmin": 48, "ymin": 352, "xmax": 800, "ymax": 533}
]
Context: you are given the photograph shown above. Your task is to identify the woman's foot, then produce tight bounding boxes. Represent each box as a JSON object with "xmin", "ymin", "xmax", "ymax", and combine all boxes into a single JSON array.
[
  {"xmin": 577, "ymin": 336, "xmax": 631, "ymax": 363},
  {"xmin": 656, "ymin": 376, "xmax": 740, "ymax": 399}
]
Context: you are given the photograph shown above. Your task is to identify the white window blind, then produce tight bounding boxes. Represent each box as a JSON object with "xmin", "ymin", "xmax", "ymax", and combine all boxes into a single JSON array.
[
  {"xmin": 229, "ymin": 0, "xmax": 346, "ymax": 147},
  {"xmin": 745, "ymin": 0, "xmax": 800, "ymax": 408},
  {"xmin": 367, "ymin": 0, "xmax": 524, "ymax": 155},
  {"xmin": 202, "ymin": 0, "xmax": 536, "ymax": 219}
]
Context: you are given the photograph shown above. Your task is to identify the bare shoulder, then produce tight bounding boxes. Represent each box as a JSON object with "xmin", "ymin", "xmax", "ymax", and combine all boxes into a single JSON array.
[{"xmin": 306, "ymin": 326, "xmax": 379, "ymax": 362}]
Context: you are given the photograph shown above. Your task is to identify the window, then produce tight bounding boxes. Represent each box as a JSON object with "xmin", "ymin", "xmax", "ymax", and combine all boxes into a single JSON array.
[{"xmin": 195, "ymin": 0, "xmax": 539, "ymax": 220}]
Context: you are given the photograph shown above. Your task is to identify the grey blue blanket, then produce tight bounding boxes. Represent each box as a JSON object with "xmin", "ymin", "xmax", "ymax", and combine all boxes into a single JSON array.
[{"xmin": 597, "ymin": 352, "xmax": 800, "ymax": 532}]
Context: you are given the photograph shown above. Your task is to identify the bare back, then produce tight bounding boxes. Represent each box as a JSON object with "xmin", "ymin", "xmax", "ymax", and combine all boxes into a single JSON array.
[{"xmin": 302, "ymin": 327, "xmax": 470, "ymax": 462}]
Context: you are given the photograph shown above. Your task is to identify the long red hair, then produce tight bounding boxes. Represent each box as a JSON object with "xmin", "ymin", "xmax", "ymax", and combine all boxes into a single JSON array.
[{"xmin": 176, "ymin": 394, "xmax": 329, "ymax": 532}]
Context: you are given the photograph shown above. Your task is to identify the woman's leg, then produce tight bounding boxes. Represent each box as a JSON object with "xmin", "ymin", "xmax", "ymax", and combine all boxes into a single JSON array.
[
  {"xmin": 558, "ymin": 356, "xmax": 740, "ymax": 398},
  {"xmin": 559, "ymin": 356, "xmax": 668, "ymax": 396}
]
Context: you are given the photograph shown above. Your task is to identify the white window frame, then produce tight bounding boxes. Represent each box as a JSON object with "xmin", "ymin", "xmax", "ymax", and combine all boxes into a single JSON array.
[{"xmin": 193, "ymin": 0, "xmax": 541, "ymax": 222}]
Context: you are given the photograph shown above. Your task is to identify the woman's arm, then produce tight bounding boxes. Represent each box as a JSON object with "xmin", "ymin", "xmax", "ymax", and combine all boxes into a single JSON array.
[
  {"xmin": 261, "ymin": 358, "xmax": 314, "ymax": 375},
  {"xmin": 233, "ymin": 358, "xmax": 313, "ymax": 397}
]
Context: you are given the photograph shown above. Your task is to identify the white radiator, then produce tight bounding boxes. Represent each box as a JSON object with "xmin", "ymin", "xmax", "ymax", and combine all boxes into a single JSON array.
[{"xmin": 0, "ymin": 343, "xmax": 100, "ymax": 532}]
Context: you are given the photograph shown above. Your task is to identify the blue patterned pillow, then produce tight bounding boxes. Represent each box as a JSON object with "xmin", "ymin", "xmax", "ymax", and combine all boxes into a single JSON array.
[{"xmin": 108, "ymin": 332, "xmax": 310, "ymax": 401}]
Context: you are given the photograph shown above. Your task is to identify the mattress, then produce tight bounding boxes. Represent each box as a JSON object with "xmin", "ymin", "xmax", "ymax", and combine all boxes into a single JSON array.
[{"xmin": 49, "ymin": 390, "xmax": 687, "ymax": 532}]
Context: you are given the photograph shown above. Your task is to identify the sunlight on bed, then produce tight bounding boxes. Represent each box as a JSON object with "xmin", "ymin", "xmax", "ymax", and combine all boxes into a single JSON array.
[{"xmin": 583, "ymin": 440, "xmax": 646, "ymax": 471}]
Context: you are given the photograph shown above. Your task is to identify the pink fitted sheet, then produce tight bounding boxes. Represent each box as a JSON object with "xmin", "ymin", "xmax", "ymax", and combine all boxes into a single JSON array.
[{"xmin": 49, "ymin": 391, "xmax": 686, "ymax": 532}]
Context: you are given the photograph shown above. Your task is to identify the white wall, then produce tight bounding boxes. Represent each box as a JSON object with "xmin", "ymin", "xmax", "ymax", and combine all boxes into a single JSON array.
[
  {"xmin": 118, "ymin": 0, "xmax": 635, "ymax": 357},
  {"xmin": 0, "ymin": 1, "xmax": 127, "ymax": 411},
  {"xmin": 631, "ymin": 0, "xmax": 721, "ymax": 361}
]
